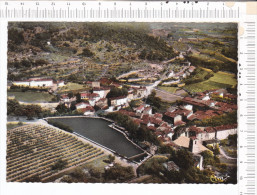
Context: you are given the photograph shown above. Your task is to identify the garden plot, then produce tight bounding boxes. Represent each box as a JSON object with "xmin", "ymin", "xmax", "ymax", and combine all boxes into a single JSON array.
[{"xmin": 7, "ymin": 124, "xmax": 104, "ymax": 182}]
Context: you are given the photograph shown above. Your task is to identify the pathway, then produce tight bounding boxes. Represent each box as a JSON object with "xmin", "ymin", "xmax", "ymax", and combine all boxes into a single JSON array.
[{"xmin": 219, "ymin": 146, "xmax": 237, "ymax": 160}]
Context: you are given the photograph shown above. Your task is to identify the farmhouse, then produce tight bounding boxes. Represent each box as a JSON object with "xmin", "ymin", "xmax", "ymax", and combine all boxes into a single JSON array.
[{"xmin": 13, "ymin": 78, "xmax": 53, "ymax": 87}]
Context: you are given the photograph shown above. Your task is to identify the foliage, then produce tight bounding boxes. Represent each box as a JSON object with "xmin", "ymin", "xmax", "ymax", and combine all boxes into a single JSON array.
[
  {"xmin": 51, "ymin": 159, "xmax": 68, "ymax": 170},
  {"xmin": 191, "ymin": 111, "xmax": 237, "ymax": 127},
  {"xmin": 182, "ymin": 68, "xmax": 214, "ymax": 85},
  {"xmin": 106, "ymin": 87, "xmax": 128, "ymax": 98},
  {"xmin": 55, "ymin": 103, "xmax": 70, "ymax": 114},
  {"xmin": 173, "ymin": 149, "xmax": 194, "ymax": 170},
  {"xmin": 106, "ymin": 112, "xmax": 160, "ymax": 145},
  {"xmin": 228, "ymin": 134, "xmax": 237, "ymax": 146},
  {"xmin": 7, "ymin": 99, "xmax": 43, "ymax": 119},
  {"xmin": 104, "ymin": 164, "xmax": 134, "ymax": 182}
]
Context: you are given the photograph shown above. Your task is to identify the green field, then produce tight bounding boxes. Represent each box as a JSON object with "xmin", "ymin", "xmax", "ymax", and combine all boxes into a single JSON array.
[
  {"xmin": 158, "ymin": 86, "xmax": 178, "ymax": 94},
  {"xmin": 184, "ymin": 71, "xmax": 237, "ymax": 93},
  {"xmin": 7, "ymin": 91, "xmax": 55, "ymax": 103},
  {"xmin": 58, "ymin": 82, "xmax": 86, "ymax": 92}
]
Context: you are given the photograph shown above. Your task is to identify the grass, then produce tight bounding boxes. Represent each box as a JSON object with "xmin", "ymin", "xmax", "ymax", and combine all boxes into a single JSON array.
[
  {"xmin": 7, "ymin": 91, "xmax": 55, "ymax": 103},
  {"xmin": 58, "ymin": 82, "xmax": 85, "ymax": 92},
  {"xmin": 158, "ymin": 86, "xmax": 178, "ymax": 94},
  {"xmin": 184, "ymin": 71, "xmax": 237, "ymax": 93}
]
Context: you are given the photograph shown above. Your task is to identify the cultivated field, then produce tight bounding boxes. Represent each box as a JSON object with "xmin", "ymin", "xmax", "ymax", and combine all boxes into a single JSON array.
[
  {"xmin": 183, "ymin": 71, "xmax": 237, "ymax": 93},
  {"xmin": 7, "ymin": 91, "xmax": 55, "ymax": 103},
  {"xmin": 7, "ymin": 124, "xmax": 104, "ymax": 182}
]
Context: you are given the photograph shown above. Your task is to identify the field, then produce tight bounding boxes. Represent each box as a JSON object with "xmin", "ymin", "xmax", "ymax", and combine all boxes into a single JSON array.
[
  {"xmin": 158, "ymin": 86, "xmax": 178, "ymax": 94},
  {"xmin": 58, "ymin": 82, "xmax": 86, "ymax": 93},
  {"xmin": 7, "ymin": 91, "xmax": 55, "ymax": 103},
  {"xmin": 154, "ymin": 89, "xmax": 182, "ymax": 103},
  {"xmin": 7, "ymin": 124, "xmax": 104, "ymax": 182},
  {"xmin": 183, "ymin": 71, "xmax": 237, "ymax": 93}
]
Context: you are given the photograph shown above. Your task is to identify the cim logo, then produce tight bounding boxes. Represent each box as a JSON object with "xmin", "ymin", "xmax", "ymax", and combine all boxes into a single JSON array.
[{"xmin": 210, "ymin": 174, "xmax": 229, "ymax": 183}]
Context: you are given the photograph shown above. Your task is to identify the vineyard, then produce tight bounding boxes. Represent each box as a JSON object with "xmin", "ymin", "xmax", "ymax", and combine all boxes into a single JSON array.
[{"xmin": 7, "ymin": 124, "xmax": 104, "ymax": 182}]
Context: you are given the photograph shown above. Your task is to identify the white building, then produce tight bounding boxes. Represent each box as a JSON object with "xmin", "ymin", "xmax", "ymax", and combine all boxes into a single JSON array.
[
  {"xmin": 13, "ymin": 78, "xmax": 53, "ymax": 87},
  {"xmin": 93, "ymin": 87, "xmax": 110, "ymax": 98},
  {"xmin": 75, "ymin": 102, "xmax": 90, "ymax": 110},
  {"xmin": 83, "ymin": 106, "xmax": 95, "ymax": 116},
  {"xmin": 216, "ymin": 125, "xmax": 237, "ymax": 140},
  {"xmin": 57, "ymin": 80, "xmax": 65, "ymax": 87}
]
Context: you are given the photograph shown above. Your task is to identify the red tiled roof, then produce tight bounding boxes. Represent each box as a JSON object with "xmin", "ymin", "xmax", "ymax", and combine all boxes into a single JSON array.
[
  {"xmin": 205, "ymin": 127, "xmax": 215, "ymax": 133},
  {"xmin": 149, "ymin": 117, "xmax": 163, "ymax": 126},
  {"xmin": 188, "ymin": 126, "xmax": 204, "ymax": 134},
  {"xmin": 80, "ymin": 106, "xmax": 95, "ymax": 113},
  {"xmin": 174, "ymin": 121, "xmax": 185, "ymax": 126},
  {"xmin": 215, "ymin": 124, "xmax": 237, "ymax": 131},
  {"xmin": 148, "ymin": 126, "xmax": 157, "ymax": 131},
  {"xmin": 110, "ymin": 96, "xmax": 127, "ymax": 100},
  {"xmin": 133, "ymin": 118, "xmax": 143, "ymax": 125},
  {"xmin": 119, "ymin": 109, "xmax": 136, "ymax": 117},
  {"xmin": 136, "ymin": 105, "xmax": 145, "ymax": 111},
  {"xmin": 154, "ymin": 113, "xmax": 163, "ymax": 119}
]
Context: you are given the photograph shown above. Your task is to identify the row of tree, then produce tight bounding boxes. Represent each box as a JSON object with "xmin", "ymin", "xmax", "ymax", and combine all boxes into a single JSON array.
[{"xmin": 7, "ymin": 99, "xmax": 43, "ymax": 120}]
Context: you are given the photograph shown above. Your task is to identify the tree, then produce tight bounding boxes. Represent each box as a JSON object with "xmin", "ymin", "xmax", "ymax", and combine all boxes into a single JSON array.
[
  {"xmin": 56, "ymin": 103, "xmax": 69, "ymax": 114},
  {"xmin": 174, "ymin": 149, "xmax": 194, "ymax": 170},
  {"xmin": 75, "ymin": 93, "xmax": 82, "ymax": 103},
  {"xmin": 70, "ymin": 101, "xmax": 77, "ymax": 111},
  {"xmin": 51, "ymin": 159, "xmax": 68, "ymax": 170},
  {"xmin": 68, "ymin": 92, "xmax": 74, "ymax": 99},
  {"xmin": 106, "ymin": 87, "xmax": 128, "ymax": 99}
]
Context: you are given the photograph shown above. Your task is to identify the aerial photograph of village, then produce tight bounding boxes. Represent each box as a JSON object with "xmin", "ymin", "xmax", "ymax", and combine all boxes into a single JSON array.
[{"xmin": 7, "ymin": 22, "xmax": 237, "ymax": 184}]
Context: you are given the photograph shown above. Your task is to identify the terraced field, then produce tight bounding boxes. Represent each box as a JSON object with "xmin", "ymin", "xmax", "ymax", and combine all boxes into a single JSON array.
[
  {"xmin": 183, "ymin": 71, "xmax": 237, "ymax": 93},
  {"xmin": 7, "ymin": 124, "xmax": 104, "ymax": 182}
]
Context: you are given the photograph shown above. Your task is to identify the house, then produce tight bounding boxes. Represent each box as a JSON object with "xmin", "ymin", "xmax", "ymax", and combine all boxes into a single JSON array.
[
  {"xmin": 110, "ymin": 96, "xmax": 128, "ymax": 107},
  {"xmin": 95, "ymin": 98, "xmax": 108, "ymax": 109},
  {"xmin": 82, "ymin": 106, "xmax": 95, "ymax": 116},
  {"xmin": 190, "ymin": 139, "xmax": 210, "ymax": 154},
  {"xmin": 93, "ymin": 87, "xmax": 110, "ymax": 98},
  {"xmin": 92, "ymin": 81, "xmax": 100, "ymax": 88},
  {"xmin": 80, "ymin": 93, "xmax": 100, "ymax": 102},
  {"xmin": 135, "ymin": 105, "xmax": 145, "ymax": 114},
  {"xmin": 164, "ymin": 112, "xmax": 182, "ymax": 126},
  {"xmin": 215, "ymin": 124, "xmax": 237, "ymax": 140},
  {"xmin": 127, "ymin": 93, "xmax": 134, "ymax": 101},
  {"xmin": 182, "ymin": 97, "xmax": 208, "ymax": 111},
  {"xmin": 173, "ymin": 136, "xmax": 210, "ymax": 154},
  {"xmin": 13, "ymin": 78, "xmax": 53, "ymax": 87},
  {"xmin": 57, "ymin": 80, "xmax": 65, "ymax": 87},
  {"xmin": 75, "ymin": 102, "xmax": 90, "ymax": 110},
  {"xmin": 143, "ymin": 107, "xmax": 152, "ymax": 115},
  {"xmin": 136, "ymin": 87, "xmax": 147, "ymax": 98},
  {"xmin": 60, "ymin": 94, "xmax": 76, "ymax": 103}
]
